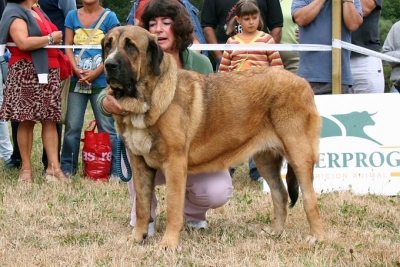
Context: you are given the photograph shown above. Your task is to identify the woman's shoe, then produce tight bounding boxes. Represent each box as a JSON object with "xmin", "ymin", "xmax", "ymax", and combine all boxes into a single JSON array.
[
  {"xmin": 18, "ymin": 169, "xmax": 33, "ymax": 183},
  {"xmin": 45, "ymin": 169, "xmax": 71, "ymax": 183}
]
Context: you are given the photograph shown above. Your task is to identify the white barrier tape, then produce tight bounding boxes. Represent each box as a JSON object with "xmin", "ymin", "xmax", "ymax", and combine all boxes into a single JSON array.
[
  {"xmin": 189, "ymin": 43, "xmax": 332, "ymax": 51},
  {"xmin": 6, "ymin": 40, "xmax": 400, "ymax": 63},
  {"xmin": 339, "ymin": 40, "xmax": 400, "ymax": 63},
  {"xmin": 6, "ymin": 42, "xmax": 100, "ymax": 49},
  {"xmin": 6, "ymin": 42, "xmax": 331, "ymax": 51},
  {"xmin": 331, "ymin": 39, "xmax": 342, "ymax": 49}
]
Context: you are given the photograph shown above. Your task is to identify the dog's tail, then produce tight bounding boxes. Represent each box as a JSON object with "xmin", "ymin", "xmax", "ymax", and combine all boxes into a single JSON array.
[{"xmin": 286, "ymin": 164, "xmax": 299, "ymax": 208}]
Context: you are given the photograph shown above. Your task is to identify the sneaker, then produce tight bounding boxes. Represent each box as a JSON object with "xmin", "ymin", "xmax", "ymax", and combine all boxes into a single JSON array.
[
  {"xmin": 1, "ymin": 159, "xmax": 21, "ymax": 171},
  {"xmin": 186, "ymin": 220, "xmax": 207, "ymax": 229},
  {"xmin": 63, "ymin": 172, "xmax": 73, "ymax": 179},
  {"xmin": 250, "ymin": 176, "xmax": 264, "ymax": 182}
]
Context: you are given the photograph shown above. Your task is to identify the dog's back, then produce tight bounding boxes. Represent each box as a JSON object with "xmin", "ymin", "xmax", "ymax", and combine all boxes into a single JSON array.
[{"xmin": 174, "ymin": 67, "xmax": 321, "ymax": 175}]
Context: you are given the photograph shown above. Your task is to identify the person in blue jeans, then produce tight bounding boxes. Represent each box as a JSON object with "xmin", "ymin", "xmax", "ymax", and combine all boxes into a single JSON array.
[
  {"xmin": 0, "ymin": 4, "xmax": 12, "ymax": 167},
  {"xmin": 0, "ymin": 52, "xmax": 13, "ymax": 167},
  {"xmin": 60, "ymin": 3, "xmax": 120, "ymax": 178},
  {"xmin": 126, "ymin": 0, "xmax": 207, "ymax": 56}
]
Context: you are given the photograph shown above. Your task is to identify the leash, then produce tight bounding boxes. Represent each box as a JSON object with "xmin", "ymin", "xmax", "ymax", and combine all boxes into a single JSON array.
[{"xmin": 117, "ymin": 135, "xmax": 132, "ymax": 182}]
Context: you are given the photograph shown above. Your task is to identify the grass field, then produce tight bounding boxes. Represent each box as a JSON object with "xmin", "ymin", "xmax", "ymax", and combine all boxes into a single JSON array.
[{"xmin": 0, "ymin": 110, "xmax": 399, "ymax": 266}]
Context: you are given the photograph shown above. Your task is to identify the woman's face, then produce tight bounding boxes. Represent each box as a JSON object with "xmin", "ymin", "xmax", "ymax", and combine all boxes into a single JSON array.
[{"xmin": 148, "ymin": 17, "xmax": 176, "ymax": 54}]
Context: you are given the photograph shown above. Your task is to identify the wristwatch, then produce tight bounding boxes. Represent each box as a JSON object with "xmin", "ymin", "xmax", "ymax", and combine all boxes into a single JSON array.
[
  {"xmin": 47, "ymin": 34, "xmax": 54, "ymax": 45},
  {"xmin": 342, "ymin": 0, "xmax": 354, "ymax": 3}
]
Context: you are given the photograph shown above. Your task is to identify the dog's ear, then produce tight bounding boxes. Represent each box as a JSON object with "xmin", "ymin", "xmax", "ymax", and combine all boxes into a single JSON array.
[
  {"xmin": 148, "ymin": 38, "xmax": 164, "ymax": 76},
  {"xmin": 101, "ymin": 36, "xmax": 106, "ymax": 63}
]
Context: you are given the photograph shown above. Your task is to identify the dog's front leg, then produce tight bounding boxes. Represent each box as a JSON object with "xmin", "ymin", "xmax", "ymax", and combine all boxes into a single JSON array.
[
  {"xmin": 157, "ymin": 159, "xmax": 187, "ymax": 249},
  {"xmin": 127, "ymin": 155, "xmax": 156, "ymax": 244}
]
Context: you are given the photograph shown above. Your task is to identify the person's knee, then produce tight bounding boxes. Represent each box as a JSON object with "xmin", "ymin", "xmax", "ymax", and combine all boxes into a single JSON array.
[
  {"xmin": 97, "ymin": 117, "xmax": 116, "ymax": 133},
  {"xmin": 187, "ymin": 180, "xmax": 233, "ymax": 209},
  {"xmin": 207, "ymin": 186, "xmax": 232, "ymax": 208}
]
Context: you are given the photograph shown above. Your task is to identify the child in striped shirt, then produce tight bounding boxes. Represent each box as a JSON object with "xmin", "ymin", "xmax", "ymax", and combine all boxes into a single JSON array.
[{"xmin": 218, "ymin": 0, "xmax": 283, "ymax": 72}]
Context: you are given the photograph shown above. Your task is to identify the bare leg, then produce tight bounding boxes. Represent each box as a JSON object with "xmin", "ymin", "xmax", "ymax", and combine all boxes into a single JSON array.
[
  {"xmin": 17, "ymin": 121, "xmax": 35, "ymax": 182},
  {"xmin": 42, "ymin": 121, "xmax": 69, "ymax": 182}
]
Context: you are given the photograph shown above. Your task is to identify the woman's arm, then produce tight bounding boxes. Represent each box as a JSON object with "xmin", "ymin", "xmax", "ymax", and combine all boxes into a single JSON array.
[{"xmin": 10, "ymin": 18, "xmax": 62, "ymax": 51}]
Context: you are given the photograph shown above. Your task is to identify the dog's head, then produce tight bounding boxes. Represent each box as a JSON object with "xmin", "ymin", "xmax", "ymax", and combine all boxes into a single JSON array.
[{"xmin": 101, "ymin": 26, "xmax": 164, "ymax": 99}]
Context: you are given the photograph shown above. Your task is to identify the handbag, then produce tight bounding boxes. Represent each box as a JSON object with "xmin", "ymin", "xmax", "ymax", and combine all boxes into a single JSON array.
[
  {"xmin": 33, "ymin": 6, "xmax": 72, "ymax": 81},
  {"xmin": 57, "ymin": 50, "xmax": 73, "ymax": 81},
  {"xmin": 81, "ymin": 120, "xmax": 112, "ymax": 181}
]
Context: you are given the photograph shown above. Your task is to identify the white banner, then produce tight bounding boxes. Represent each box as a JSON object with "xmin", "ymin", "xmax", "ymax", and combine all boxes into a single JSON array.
[{"xmin": 263, "ymin": 93, "xmax": 400, "ymax": 195}]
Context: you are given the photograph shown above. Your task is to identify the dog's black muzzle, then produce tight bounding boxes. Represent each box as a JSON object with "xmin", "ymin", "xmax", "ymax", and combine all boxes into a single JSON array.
[
  {"xmin": 104, "ymin": 58, "xmax": 137, "ymax": 99},
  {"xmin": 105, "ymin": 58, "xmax": 119, "ymax": 75}
]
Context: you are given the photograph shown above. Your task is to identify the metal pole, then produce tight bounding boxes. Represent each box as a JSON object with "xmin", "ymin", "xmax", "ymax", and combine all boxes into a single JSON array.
[{"xmin": 332, "ymin": 0, "xmax": 342, "ymax": 94}]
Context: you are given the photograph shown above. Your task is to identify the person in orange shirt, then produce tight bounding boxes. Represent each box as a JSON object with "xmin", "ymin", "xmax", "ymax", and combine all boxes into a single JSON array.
[{"xmin": 217, "ymin": 0, "xmax": 283, "ymax": 72}]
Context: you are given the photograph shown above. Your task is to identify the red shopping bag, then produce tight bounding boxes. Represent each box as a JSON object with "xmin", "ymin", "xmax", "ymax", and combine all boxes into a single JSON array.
[{"xmin": 81, "ymin": 120, "xmax": 112, "ymax": 181}]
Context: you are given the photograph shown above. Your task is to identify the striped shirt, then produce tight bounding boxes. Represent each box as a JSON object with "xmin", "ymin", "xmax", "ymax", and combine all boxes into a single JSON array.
[{"xmin": 218, "ymin": 31, "xmax": 283, "ymax": 72}]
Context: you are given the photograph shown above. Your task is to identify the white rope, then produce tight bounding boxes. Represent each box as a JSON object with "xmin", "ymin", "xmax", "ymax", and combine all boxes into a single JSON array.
[
  {"xmin": 5, "ymin": 39, "xmax": 400, "ymax": 63},
  {"xmin": 339, "ymin": 40, "xmax": 400, "ymax": 63},
  {"xmin": 189, "ymin": 43, "xmax": 332, "ymax": 51}
]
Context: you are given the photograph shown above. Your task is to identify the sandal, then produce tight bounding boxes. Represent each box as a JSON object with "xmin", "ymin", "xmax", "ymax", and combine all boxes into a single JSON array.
[
  {"xmin": 45, "ymin": 169, "xmax": 71, "ymax": 183},
  {"xmin": 18, "ymin": 169, "xmax": 33, "ymax": 183}
]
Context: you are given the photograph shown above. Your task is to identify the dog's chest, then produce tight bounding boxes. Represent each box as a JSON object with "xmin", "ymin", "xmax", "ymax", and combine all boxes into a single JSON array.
[
  {"xmin": 120, "ymin": 126, "xmax": 153, "ymax": 156},
  {"xmin": 116, "ymin": 113, "xmax": 152, "ymax": 155}
]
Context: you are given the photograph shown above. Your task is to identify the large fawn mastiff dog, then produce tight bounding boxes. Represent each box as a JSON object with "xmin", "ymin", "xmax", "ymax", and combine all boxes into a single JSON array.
[{"xmin": 101, "ymin": 26, "xmax": 323, "ymax": 249}]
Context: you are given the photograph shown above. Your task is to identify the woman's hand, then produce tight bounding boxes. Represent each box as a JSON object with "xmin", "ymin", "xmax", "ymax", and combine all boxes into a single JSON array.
[
  {"xmin": 103, "ymin": 88, "xmax": 126, "ymax": 115},
  {"xmin": 76, "ymin": 63, "xmax": 104, "ymax": 85},
  {"xmin": 50, "ymin": 31, "xmax": 63, "ymax": 45},
  {"xmin": 77, "ymin": 69, "xmax": 94, "ymax": 86}
]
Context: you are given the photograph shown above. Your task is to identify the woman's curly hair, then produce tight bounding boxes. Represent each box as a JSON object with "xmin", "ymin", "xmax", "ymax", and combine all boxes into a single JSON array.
[{"xmin": 140, "ymin": 0, "xmax": 194, "ymax": 52}]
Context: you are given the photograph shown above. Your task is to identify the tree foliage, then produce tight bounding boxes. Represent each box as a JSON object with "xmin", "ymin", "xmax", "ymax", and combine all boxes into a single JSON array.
[
  {"xmin": 101, "ymin": 0, "xmax": 132, "ymax": 25},
  {"xmin": 98, "ymin": 0, "xmax": 399, "ymax": 38},
  {"xmin": 381, "ymin": 0, "xmax": 400, "ymax": 23}
]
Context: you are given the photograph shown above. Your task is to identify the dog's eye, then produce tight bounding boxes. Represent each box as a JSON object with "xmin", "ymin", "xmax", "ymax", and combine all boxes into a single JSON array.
[
  {"xmin": 125, "ymin": 40, "xmax": 137, "ymax": 53},
  {"xmin": 104, "ymin": 38, "xmax": 113, "ymax": 51}
]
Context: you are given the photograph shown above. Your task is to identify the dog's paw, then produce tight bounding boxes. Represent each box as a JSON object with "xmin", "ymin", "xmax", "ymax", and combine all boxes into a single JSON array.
[
  {"xmin": 126, "ymin": 231, "xmax": 147, "ymax": 244},
  {"xmin": 262, "ymin": 226, "xmax": 283, "ymax": 239},
  {"xmin": 305, "ymin": 235, "xmax": 323, "ymax": 246},
  {"xmin": 126, "ymin": 234, "xmax": 140, "ymax": 244},
  {"xmin": 156, "ymin": 237, "xmax": 179, "ymax": 250}
]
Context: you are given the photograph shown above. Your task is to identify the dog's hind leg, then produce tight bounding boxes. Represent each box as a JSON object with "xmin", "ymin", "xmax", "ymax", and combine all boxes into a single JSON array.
[
  {"xmin": 127, "ymin": 155, "xmax": 156, "ymax": 244},
  {"xmin": 283, "ymin": 137, "xmax": 323, "ymax": 245},
  {"xmin": 253, "ymin": 151, "xmax": 288, "ymax": 236}
]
